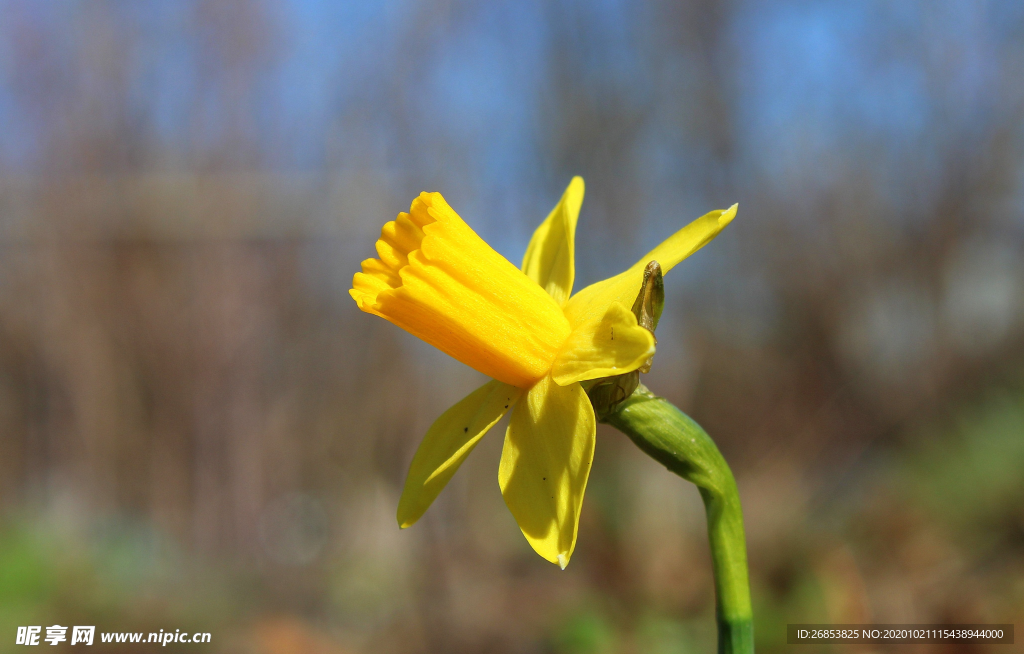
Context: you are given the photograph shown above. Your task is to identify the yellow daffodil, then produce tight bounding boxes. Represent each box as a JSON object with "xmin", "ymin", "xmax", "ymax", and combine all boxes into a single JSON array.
[{"xmin": 350, "ymin": 177, "xmax": 736, "ymax": 568}]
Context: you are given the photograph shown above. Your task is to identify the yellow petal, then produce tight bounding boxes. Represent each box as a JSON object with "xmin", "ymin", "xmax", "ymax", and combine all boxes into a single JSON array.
[
  {"xmin": 521, "ymin": 177, "xmax": 584, "ymax": 306},
  {"xmin": 397, "ymin": 380, "xmax": 522, "ymax": 528},
  {"xmin": 563, "ymin": 204, "xmax": 737, "ymax": 328},
  {"xmin": 351, "ymin": 192, "xmax": 572, "ymax": 388},
  {"xmin": 550, "ymin": 302, "xmax": 656, "ymax": 385},
  {"xmin": 498, "ymin": 376, "xmax": 595, "ymax": 568}
]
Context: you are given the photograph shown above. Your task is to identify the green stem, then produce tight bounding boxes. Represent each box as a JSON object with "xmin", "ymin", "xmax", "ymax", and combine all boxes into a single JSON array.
[{"xmin": 602, "ymin": 385, "xmax": 754, "ymax": 654}]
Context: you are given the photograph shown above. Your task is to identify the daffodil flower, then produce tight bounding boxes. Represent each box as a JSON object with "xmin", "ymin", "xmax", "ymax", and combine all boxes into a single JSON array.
[{"xmin": 350, "ymin": 177, "xmax": 736, "ymax": 568}]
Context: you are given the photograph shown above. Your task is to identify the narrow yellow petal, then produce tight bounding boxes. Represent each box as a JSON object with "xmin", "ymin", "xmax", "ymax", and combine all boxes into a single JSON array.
[
  {"xmin": 521, "ymin": 177, "xmax": 584, "ymax": 306},
  {"xmin": 397, "ymin": 380, "xmax": 522, "ymax": 528},
  {"xmin": 563, "ymin": 204, "xmax": 737, "ymax": 328},
  {"xmin": 550, "ymin": 302, "xmax": 656, "ymax": 385},
  {"xmin": 643, "ymin": 204, "xmax": 738, "ymax": 271},
  {"xmin": 350, "ymin": 192, "xmax": 572, "ymax": 388},
  {"xmin": 498, "ymin": 376, "xmax": 595, "ymax": 567}
]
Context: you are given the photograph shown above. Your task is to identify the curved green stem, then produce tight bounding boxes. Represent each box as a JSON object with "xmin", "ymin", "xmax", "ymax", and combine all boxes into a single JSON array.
[{"xmin": 602, "ymin": 385, "xmax": 754, "ymax": 654}]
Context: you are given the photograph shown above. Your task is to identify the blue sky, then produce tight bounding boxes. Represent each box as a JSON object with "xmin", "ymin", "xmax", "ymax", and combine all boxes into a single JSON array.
[{"xmin": 0, "ymin": 0, "xmax": 1019, "ymax": 246}]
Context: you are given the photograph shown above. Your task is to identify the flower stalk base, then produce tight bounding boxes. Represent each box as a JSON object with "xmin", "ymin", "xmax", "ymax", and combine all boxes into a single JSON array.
[{"xmin": 602, "ymin": 385, "xmax": 754, "ymax": 654}]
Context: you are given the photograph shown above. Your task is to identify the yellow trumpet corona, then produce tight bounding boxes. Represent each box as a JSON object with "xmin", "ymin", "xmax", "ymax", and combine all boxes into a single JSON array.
[{"xmin": 351, "ymin": 177, "xmax": 736, "ymax": 568}]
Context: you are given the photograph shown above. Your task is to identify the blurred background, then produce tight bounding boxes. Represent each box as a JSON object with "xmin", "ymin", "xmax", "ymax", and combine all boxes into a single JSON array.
[{"xmin": 0, "ymin": 0, "xmax": 1022, "ymax": 652}]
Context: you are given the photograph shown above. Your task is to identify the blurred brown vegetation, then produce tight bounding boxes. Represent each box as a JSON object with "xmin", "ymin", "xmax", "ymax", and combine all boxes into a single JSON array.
[{"xmin": 0, "ymin": 1, "xmax": 1022, "ymax": 652}]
